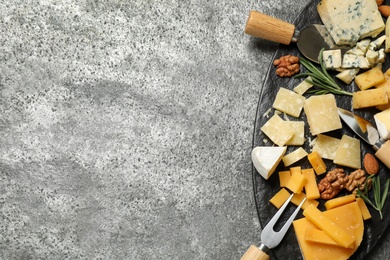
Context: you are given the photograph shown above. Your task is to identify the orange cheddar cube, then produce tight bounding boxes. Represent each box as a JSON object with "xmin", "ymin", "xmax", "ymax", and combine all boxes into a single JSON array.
[
  {"xmin": 324, "ymin": 194, "xmax": 356, "ymax": 210},
  {"xmin": 269, "ymin": 188, "xmax": 291, "ymax": 209},
  {"xmin": 307, "ymin": 151, "xmax": 327, "ymax": 175},
  {"xmin": 278, "ymin": 170, "xmax": 291, "ymax": 187},
  {"xmin": 356, "ymin": 197, "xmax": 372, "ymax": 220},
  {"xmin": 301, "ymin": 168, "xmax": 320, "ymax": 200}
]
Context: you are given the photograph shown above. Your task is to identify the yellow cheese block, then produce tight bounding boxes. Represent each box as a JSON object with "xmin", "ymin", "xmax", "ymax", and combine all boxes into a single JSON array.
[
  {"xmin": 285, "ymin": 121, "xmax": 305, "ymax": 146},
  {"xmin": 261, "ymin": 114, "xmax": 295, "ymax": 146},
  {"xmin": 334, "ymin": 135, "xmax": 361, "ymax": 169},
  {"xmin": 354, "ymin": 66, "xmax": 386, "ymax": 90},
  {"xmin": 356, "ymin": 197, "xmax": 372, "ymax": 220},
  {"xmin": 282, "ymin": 147, "xmax": 308, "ymax": 167},
  {"xmin": 291, "ymin": 192, "xmax": 319, "ymax": 210},
  {"xmin": 293, "ymin": 202, "xmax": 364, "ymax": 259},
  {"xmin": 307, "ymin": 151, "xmax": 327, "ymax": 175},
  {"xmin": 302, "ymin": 168, "xmax": 320, "ymax": 200},
  {"xmin": 278, "ymin": 170, "xmax": 291, "ymax": 187},
  {"xmin": 290, "ymin": 166, "xmax": 301, "ymax": 175},
  {"xmin": 305, "ymin": 229, "xmax": 353, "ymax": 248},
  {"xmin": 313, "ymin": 134, "xmax": 341, "ymax": 160},
  {"xmin": 272, "ymin": 87, "xmax": 306, "ymax": 117},
  {"xmin": 304, "ymin": 94, "xmax": 342, "ymax": 135},
  {"xmin": 324, "ymin": 194, "xmax": 356, "ymax": 210},
  {"xmin": 286, "ymin": 170, "xmax": 307, "ymax": 194},
  {"xmin": 352, "ymin": 87, "xmax": 388, "ymax": 109},
  {"xmin": 303, "ymin": 205, "xmax": 355, "ymax": 248},
  {"xmin": 269, "ymin": 188, "xmax": 291, "ymax": 209}
]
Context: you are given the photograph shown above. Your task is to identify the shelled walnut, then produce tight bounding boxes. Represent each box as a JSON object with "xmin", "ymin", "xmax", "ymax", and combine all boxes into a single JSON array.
[
  {"xmin": 346, "ymin": 169, "xmax": 373, "ymax": 194},
  {"xmin": 318, "ymin": 168, "xmax": 349, "ymax": 199},
  {"xmin": 273, "ymin": 55, "xmax": 300, "ymax": 77}
]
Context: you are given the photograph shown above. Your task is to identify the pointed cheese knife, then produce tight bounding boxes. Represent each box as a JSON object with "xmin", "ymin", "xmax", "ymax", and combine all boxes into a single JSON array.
[
  {"xmin": 338, "ymin": 108, "xmax": 390, "ymax": 169},
  {"xmin": 244, "ymin": 10, "xmax": 347, "ymax": 63}
]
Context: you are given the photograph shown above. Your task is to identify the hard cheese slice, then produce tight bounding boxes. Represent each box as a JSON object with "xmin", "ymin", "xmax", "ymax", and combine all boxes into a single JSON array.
[
  {"xmin": 312, "ymin": 134, "xmax": 341, "ymax": 160},
  {"xmin": 317, "ymin": 0, "xmax": 385, "ymax": 46},
  {"xmin": 293, "ymin": 202, "xmax": 364, "ymax": 260},
  {"xmin": 261, "ymin": 114, "xmax": 294, "ymax": 146},
  {"xmin": 304, "ymin": 94, "xmax": 342, "ymax": 135},
  {"xmin": 251, "ymin": 146, "xmax": 287, "ymax": 180},
  {"xmin": 334, "ymin": 135, "xmax": 361, "ymax": 169},
  {"xmin": 272, "ymin": 87, "xmax": 306, "ymax": 118}
]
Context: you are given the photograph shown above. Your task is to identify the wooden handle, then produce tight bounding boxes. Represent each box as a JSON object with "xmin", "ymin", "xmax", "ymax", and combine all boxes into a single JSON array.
[
  {"xmin": 244, "ymin": 10, "xmax": 295, "ymax": 45},
  {"xmin": 375, "ymin": 140, "xmax": 390, "ymax": 169},
  {"xmin": 241, "ymin": 245, "xmax": 270, "ymax": 260}
]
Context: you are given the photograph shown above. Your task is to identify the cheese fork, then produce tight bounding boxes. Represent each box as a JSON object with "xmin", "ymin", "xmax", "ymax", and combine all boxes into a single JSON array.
[{"xmin": 241, "ymin": 193, "xmax": 306, "ymax": 260}]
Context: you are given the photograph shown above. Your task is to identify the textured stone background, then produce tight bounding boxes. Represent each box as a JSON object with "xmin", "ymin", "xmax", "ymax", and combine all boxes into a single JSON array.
[{"xmin": 1, "ymin": 0, "xmax": 390, "ymax": 259}]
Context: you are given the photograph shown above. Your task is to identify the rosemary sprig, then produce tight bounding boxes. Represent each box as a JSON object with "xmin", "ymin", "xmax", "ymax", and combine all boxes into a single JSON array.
[
  {"xmin": 355, "ymin": 174, "xmax": 390, "ymax": 219},
  {"xmin": 294, "ymin": 48, "xmax": 353, "ymax": 96}
]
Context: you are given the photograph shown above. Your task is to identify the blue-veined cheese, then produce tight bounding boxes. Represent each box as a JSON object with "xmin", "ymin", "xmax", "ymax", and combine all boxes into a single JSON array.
[
  {"xmin": 317, "ymin": 0, "xmax": 385, "ymax": 46},
  {"xmin": 336, "ymin": 68, "xmax": 360, "ymax": 84},
  {"xmin": 251, "ymin": 146, "xmax": 287, "ymax": 179},
  {"xmin": 322, "ymin": 49, "xmax": 342, "ymax": 69}
]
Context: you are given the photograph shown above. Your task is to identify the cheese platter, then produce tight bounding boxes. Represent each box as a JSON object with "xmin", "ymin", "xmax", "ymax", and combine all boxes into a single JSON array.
[{"xmin": 249, "ymin": 0, "xmax": 390, "ymax": 259}]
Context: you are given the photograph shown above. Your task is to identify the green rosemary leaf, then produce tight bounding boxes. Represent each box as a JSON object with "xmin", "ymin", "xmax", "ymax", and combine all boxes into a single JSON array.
[{"xmin": 294, "ymin": 48, "xmax": 353, "ymax": 96}]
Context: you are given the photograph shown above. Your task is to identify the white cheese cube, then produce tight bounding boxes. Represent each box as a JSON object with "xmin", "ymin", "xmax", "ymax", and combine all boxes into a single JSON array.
[
  {"xmin": 358, "ymin": 56, "xmax": 371, "ymax": 69},
  {"xmin": 377, "ymin": 48, "xmax": 386, "ymax": 63},
  {"xmin": 336, "ymin": 68, "xmax": 360, "ymax": 84},
  {"xmin": 251, "ymin": 146, "xmax": 287, "ymax": 180},
  {"xmin": 374, "ymin": 108, "xmax": 390, "ymax": 140},
  {"xmin": 272, "ymin": 87, "xmax": 306, "ymax": 118},
  {"xmin": 346, "ymin": 47, "xmax": 365, "ymax": 56},
  {"xmin": 317, "ymin": 0, "xmax": 385, "ymax": 46}
]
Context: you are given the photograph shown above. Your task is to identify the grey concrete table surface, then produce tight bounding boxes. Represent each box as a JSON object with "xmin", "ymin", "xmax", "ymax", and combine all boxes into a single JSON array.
[{"xmin": 1, "ymin": 0, "xmax": 390, "ymax": 259}]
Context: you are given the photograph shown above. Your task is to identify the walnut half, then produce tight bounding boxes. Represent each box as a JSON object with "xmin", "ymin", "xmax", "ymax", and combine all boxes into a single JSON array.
[
  {"xmin": 273, "ymin": 55, "xmax": 300, "ymax": 77},
  {"xmin": 318, "ymin": 168, "xmax": 349, "ymax": 199}
]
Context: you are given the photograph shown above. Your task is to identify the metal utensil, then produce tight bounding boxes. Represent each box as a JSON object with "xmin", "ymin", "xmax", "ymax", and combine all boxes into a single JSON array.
[
  {"xmin": 338, "ymin": 108, "xmax": 390, "ymax": 169},
  {"xmin": 241, "ymin": 193, "xmax": 306, "ymax": 260},
  {"xmin": 244, "ymin": 10, "xmax": 347, "ymax": 63}
]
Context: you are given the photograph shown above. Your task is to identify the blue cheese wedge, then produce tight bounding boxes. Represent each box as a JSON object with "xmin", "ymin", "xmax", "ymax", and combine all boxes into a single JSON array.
[
  {"xmin": 272, "ymin": 87, "xmax": 306, "ymax": 118},
  {"xmin": 252, "ymin": 146, "xmax": 287, "ymax": 179},
  {"xmin": 317, "ymin": 0, "xmax": 385, "ymax": 46},
  {"xmin": 336, "ymin": 68, "xmax": 360, "ymax": 84}
]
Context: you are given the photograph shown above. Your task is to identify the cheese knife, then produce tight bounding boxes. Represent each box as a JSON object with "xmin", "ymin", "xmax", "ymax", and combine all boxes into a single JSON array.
[
  {"xmin": 338, "ymin": 108, "xmax": 390, "ymax": 169},
  {"xmin": 244, "ymin": 10, "xmax": 346, "ymax": 63}
]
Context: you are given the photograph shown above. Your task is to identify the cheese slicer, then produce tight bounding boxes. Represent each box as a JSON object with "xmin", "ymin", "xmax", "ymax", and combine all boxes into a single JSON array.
[
  {"xmin": 241, "ymin": 193, "xmax": 306, "ymax": 260},
  {"xmin": 244, "ymin": 10, "xmax": 347, "ymax": 63}
]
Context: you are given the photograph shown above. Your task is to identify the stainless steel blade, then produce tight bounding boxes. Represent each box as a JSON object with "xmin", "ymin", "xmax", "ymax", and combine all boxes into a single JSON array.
[{"xmin": 338, "ymin": 108, "xmax": 379, "ymax": 145}]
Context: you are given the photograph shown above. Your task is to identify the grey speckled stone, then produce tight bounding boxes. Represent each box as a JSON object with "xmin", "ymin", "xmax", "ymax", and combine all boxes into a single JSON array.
[{"xmin": 1, "ymin": 0, "xmax": 390, "ymax": 259}]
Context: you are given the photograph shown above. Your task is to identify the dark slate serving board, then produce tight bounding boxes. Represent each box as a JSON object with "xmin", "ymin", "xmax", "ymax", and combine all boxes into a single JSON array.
[{"xmin": 251, "ymin": 0, "xmax": 390, "ymax": 259}]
